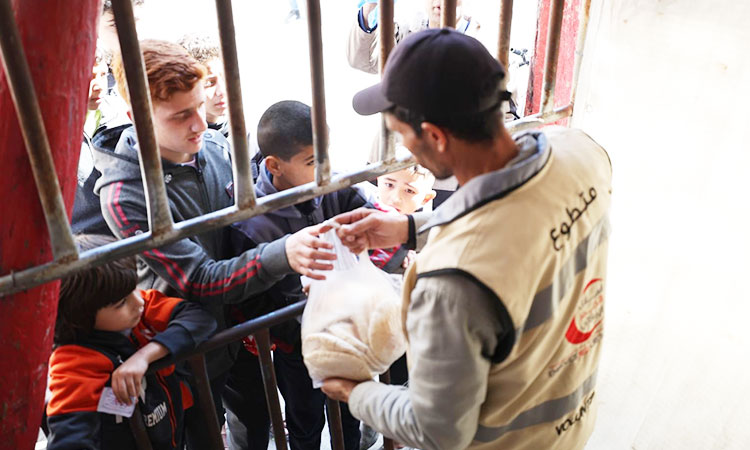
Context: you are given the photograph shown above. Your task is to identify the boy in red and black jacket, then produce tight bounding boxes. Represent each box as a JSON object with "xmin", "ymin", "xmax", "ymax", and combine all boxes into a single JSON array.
[{"xmin": 46, "ymin": 235, "xmax": 216, "ymax": 450}]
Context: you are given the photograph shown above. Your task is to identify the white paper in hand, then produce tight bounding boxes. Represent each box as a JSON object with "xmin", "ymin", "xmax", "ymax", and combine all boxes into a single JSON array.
[{"xmin": 96, "ymin": 387, "xmax": 136, "ymax": 418}]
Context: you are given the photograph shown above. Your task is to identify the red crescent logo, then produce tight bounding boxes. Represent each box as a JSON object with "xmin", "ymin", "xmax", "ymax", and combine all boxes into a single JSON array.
[{"xmin": 565, "ymin": 278, "xmax": 604, "ymax": 344}]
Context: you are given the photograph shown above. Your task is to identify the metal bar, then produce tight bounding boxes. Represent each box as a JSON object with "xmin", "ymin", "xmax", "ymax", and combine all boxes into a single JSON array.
[
  {"xmin": 497, "ymin": 0, "xmax": 514, "ymax": 120},
  {"xmin": 305, "ymin": 0, "xmax": 330, "ymax": 186},
  {"xmin": 497, "ymin": 0, "xmax": 514, "ymax": 70},
  {"xmin": 255, "ymin": 329, "xmax": 288, "ymax": 450},
  {"xmin": 326, "ymin": 397, "xmax": 346, "ymax": 450},
  {"xmin": 569, "ymin": 0, "xmax": 593, "ymax": 114},
  {"xmin": 128, "ymin": 404, "xmax": 155, "ymax": 450},
  {"xmin": 111, "ymin": 0, "xmax": 174, "ymax": 236},
  {"xmin": 378, "ymin": 370, "xmax": 395, "ymax": 450},
  {"xmin": 440, "ymin": 0, "xmax": 457, "ymax": 28},
  {"xmin": 152, "ymin": 301, "xmax": 308, "ymax": 372},
  {"xmin": 539, "ymin": 0, "xmax": 566, "ymax": 114},
  {"xmin": 506, "ymin": 104, "xmax": 573, "ymax": 134},
  {"xmin": 215, "ymin": 0, "xmax": 256, "ymax": 210},
  {"xmin": 0, "ymin": 157, "xmax": 416, "ymax": 296},
  {"xmin": 187, "ymin": 354, "xmax": 225, "ymax": 450},
  {"xmin": 0, "ymin": 0, "xmax": 77, "ymax": 262},
  {"xmin": 378, "ymin": 0, "xmax": 396, "ymax": 162}
]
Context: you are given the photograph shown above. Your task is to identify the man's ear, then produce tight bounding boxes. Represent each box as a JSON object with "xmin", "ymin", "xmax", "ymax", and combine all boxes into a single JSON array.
[
  {"xmin": 265, "ymin": 155, "xmax": 283, "ymax": 177},
  {"xmin": 421, "ymin": 122, "xmax": 448, "ymax": 153}
]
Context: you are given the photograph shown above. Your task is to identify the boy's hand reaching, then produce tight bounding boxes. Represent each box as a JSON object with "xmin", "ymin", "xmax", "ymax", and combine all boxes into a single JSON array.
[
  {"xmin": 111, "ymin": 342, "xmax": 168, "ymax": 405},
  {"xmin": 286, "ymin": 223, "xmax": 336, "ymax": 280}
]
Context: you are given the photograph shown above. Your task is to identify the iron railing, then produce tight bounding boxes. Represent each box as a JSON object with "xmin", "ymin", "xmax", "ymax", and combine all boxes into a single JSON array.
[{"xmin": 0, "ymin": 0, "xmax": 594, "ymax": 448}]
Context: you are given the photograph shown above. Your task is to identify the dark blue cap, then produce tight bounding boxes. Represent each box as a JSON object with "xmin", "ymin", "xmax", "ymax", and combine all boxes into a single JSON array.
[{"xmin": 352, "ymin": 28, "xmax": 507, "ymax": 118}]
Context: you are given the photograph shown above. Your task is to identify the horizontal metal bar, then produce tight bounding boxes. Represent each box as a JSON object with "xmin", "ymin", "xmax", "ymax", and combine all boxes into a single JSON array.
[
  {"xmin": 151, "ymin": 300, "xmax": 307, "ymax": 372},
  {"xmin": 0, "ymin": 157, "xmax": 415, "ymax": 296},
  {"xmin": 540, "ymin": 0, "xmax": 566, "ymax": 114},
  {"xmin": 0, "ymin": 0, "xmax": 77, "ymax": 262},
  {"xmin": 440, "ymin": 0, "xmax": 457, "ymax": 28},
  {"xmin": 215, "ymin": 0, "xmax": 256, "ymax": 210},
  {"xmin": 306, "ymin": 0, "xmax": 330, "ymax": 186},
  {"xmin": 111, "ymin": 0, "xmax": 174, "ymax": 236},
  {"xmin": 506, "ymin": 104, "xmax": 573, "ymax": 134}
]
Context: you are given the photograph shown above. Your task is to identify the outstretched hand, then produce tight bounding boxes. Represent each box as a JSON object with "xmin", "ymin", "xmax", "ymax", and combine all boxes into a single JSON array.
[
  {"xmin": 285, "ymin": 223, "xmax": 337, "ymax": 280},
  {"xmin": 333, "ymin": 208, "xmax": 409, "ymax": 254}
]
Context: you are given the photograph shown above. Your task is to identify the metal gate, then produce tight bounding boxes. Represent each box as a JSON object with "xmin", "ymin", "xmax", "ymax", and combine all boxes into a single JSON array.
[{"xmin": 0, "ymin": 0, "xmax": 592, "ymax": 448}]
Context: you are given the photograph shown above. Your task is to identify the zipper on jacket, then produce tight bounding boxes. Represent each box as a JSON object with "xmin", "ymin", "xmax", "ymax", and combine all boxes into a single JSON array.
[{"xmin": 194, "ymin": 167, "xmax": 211, "ymax": 212}]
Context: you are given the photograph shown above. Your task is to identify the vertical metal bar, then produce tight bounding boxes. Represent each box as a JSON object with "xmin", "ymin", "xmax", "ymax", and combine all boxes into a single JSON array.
[
  {"xmin": 0, "ymin": 0, "xmax": 77, "ymax": 262},
  {"xmin": 569, "ymin": 0, "xmax": 593, "ymax": 112},
  {"xmin": 326, "ymin": 397, "xmax": 346, "ymax": 450},
  {"xmin": 305, "ymin": 0, "xmax": 330, "ymax": 186},
  {"xmin": 497, "ymin": 0, "xmax": 514, "ymax": 119},
  {"xmin": 539, "ymin": 0, "xmax": 566, "ymax": 114},
  {"xmin": 255, "ymin": 329, "xmax": 288, "ymax": 450},
  {"xmin": 111, "ymin": 0, "xmax": 174, "ymax": 236},
  {"xmin": 497, "ymin": 0, "xmax": 514, "ymax": 70},
  {"xmin": 215, "ymin": 0, "xmax": 256, "ymax": 210},
  {"xmin": 128, "ymin": 404, "xmax": 155, "ymax": 450},
  {"xmin": 187, "ymin": 354, "xmax": 224, "ymax": 450},
  {"xmin": 378, "ymin": 370, "xmax": 394, "ymax": 450},
  {"xmin": 440, "ymin": 0, "xmax": 457, "ymax": 28},
  {"xmin": 378, "ymin": 0, "xmax": 395, "ymax": 162}
]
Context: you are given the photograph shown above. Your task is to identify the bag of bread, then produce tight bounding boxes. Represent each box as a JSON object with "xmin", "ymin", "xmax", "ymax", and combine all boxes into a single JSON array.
[{"xmin": 301, "ymin": 222, "xmax": 406, "ymax": 387}]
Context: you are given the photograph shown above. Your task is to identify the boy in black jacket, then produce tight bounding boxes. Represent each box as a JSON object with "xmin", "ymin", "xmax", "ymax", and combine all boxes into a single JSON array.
[
  {"xmin": 228, "ymin": 101, "xmax": 370, "ymax": 450},
  {"xmin": 46, "ymin": 234, "xmax": 216, "ymax": 450}
]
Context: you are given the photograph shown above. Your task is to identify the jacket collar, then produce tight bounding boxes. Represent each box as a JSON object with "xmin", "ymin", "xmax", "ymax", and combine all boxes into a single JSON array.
[{"xmin": 420, "ymin": 130, "xmax": 551, "ymax": 233}]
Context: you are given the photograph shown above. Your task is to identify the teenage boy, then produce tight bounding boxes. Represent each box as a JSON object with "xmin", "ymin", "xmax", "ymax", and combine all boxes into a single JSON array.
[
  {"xmin": 93, "ymin": 40, "xmax": 335, "ymax": 448},
  {"xmin": 228, "ymin": 100, "xmax": 369, "ymax": 450},
  {"xmin": 46, "ymin": 234, "xmax": 216, "ymax": 450}
]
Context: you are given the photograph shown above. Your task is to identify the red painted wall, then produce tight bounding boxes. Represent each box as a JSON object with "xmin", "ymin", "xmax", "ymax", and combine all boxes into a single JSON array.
[
  {"xmin": 0, "ymin": 0, "xmax": 100, "ymax": 446},
  {"xmin": 525, "ymin": 0, "xmax": 581, "ymax": 125}
]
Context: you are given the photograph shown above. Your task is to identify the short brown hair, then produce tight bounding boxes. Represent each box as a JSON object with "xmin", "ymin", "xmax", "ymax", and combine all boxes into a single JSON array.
[
  {"xmin": 54, "ymin": 235, "xmax": 138, "ymax": 345},
  {"xmin": 112, "ymin": 39, "xmax": 206, "ymax": 106},
  {"xmin": 178, "ymin": 33, "xmax": 221, "ymax": 64}
]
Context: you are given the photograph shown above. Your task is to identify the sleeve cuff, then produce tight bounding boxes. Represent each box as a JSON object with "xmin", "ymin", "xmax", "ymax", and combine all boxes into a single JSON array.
[
  {"xmin": 348, "ymin": 380, "xmax": 381, "ymax": 419},
  {"xmin": 259, "ymin": 235, "xmax": 294, "ymax": 277},
  {"xmin": 151, "ymin": 324, "xmax": 194, "ymax": 358},
  {"xmin": 358, "ymin": 8, "xmax": 378, "ymax": 33}
]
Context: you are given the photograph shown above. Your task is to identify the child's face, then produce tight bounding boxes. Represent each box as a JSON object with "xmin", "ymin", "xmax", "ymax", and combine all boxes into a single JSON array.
[
  {"xmin": 88, "ymin": 61, "xmax": 108, "ymax": 111},
  {"xmin": 268, "ymin": 145, "xmax": 316, "ymax": 191},
  {"xmin": 94, "ymin": 292, "xmax": 144, "ymax": 333},
  {"xmin": 203, "ymin": 57, "xmax": 227, "ymax": 122},
  {"xmin": 377, "ymin": 169, "xmax": 435, "ymax": 214}
]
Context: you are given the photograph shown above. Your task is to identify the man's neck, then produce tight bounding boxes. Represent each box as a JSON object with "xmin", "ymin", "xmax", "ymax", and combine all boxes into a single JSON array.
[
  {"xmin": 206, "ymin": 113, "xmax": 221, "ymax": 124},
  {"xmin": 161, "ymin": 148, "xmax": 195, "ymax": 164},
  {"xmin": 452, "ymin": 130, "xmax": 518, "ymax": 186}
]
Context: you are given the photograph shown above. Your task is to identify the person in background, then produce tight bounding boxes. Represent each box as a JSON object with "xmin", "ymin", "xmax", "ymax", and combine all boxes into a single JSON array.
[{"xmin": 178, "ymin": 32, "xmax": 229, "ymax": 138}]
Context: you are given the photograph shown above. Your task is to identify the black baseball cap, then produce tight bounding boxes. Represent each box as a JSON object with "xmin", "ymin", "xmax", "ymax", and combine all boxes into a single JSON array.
[{"xmin": 352, "ymin": 28, "xmax": 508, "ymax": 118}]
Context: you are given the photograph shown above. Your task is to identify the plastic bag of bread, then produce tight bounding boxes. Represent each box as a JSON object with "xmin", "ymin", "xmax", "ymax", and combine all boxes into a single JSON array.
[{"xmin": 301, "ymin": 222, "xmax": 406, "ymax": 387}]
